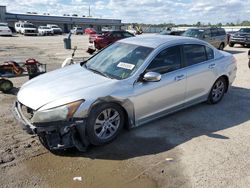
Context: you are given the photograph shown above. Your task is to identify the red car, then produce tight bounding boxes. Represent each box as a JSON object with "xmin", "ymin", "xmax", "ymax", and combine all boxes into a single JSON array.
[
  {"xmin": 89, "ymin": 30, "xmax": 135, "ymax": 50},
  {"xmin": 85, "ymin": 28, "xmax": 97, "ymax": 35}
]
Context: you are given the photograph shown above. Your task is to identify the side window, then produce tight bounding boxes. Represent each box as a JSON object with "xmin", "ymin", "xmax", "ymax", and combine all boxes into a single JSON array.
[
  {"xmin": 183, "ymin": 44, "xmax": 207, "ymax": 66},
  {"xmin": 218, "ymin": 29, "xmax": 226, "ymax": 36},
  {"xmin": 123, "ymin": 32, "xmax": 134, "ymax": 37},
  {"xmin": 206, "ymin": 46, "xmax": 214, "ymax": 60},
  {"xmin": 211, "ymin": 29, "xmax": 218, "ymax": 37},
  {"xmin": 112, "ymin": 32, "xmax": 122, "ymax": 38},
  {"xmin": 204, "ymin": 29, "xmax": 211, "ymax": 37},
  {"xmin": 146, "ymin": 46, "xmax": 181, "ymax": 74}
]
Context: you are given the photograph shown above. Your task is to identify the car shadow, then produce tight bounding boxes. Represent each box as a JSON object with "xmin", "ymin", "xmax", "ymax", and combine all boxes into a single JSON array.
[
  {"xmin": 54, "ymin": 86, "xmax": 250, "ymax": 160},
  {"xmin": 224, "ymin": 49, "xmax": 246, "ymax": 54}
]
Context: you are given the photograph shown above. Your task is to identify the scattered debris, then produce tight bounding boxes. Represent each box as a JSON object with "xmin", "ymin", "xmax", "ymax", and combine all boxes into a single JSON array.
[
  {"xmin": 73, "ymin": 177, "xmax": 82, "ymax": 181},
  {"xmin": 165, "ymin": 158, "xmax": 173, "ymax": 162}
]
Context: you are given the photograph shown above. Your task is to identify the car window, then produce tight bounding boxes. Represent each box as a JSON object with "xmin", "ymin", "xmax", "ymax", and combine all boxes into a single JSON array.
[
  {"xmin": 123, "ymin": 32, "xmax": 134, "ymax": 37},
  {"xmin": 206, "ymin": 46, "xmax": 214, "ymax": 60},
  {"xmin": 146, "ymin": 46, "xmax": 181, "ymax": 74},
  {"xmin": 111, "ymin": 32, "xmax": 123, "ymax": 38},
  {"xmin": 183, "ymin": 44, "xmax": 207, "ymax": 66},
  {"xmin": 204, "ymin": 29, "xmax": 211, "ymax": 37},
  {"xmin": 218, "ymin": 29, "xmax": 226, "ymax": 36},
  {"xmin": 211, "ymin": 29, "xmax": 218, "ymax": 37}
]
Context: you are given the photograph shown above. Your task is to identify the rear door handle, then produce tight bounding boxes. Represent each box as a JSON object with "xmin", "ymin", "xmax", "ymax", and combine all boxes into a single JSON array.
[
  {"xmin": 208, "ymin": 64, "xmax": 216, "ymax": 69},
  {"xmin": 175, "ymin": 75, "xmax": 185, "ymax": 81}
]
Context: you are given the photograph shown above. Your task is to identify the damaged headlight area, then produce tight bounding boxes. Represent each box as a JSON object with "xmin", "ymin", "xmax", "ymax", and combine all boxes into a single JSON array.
[{"xmin": 32, "ymin": 100, "xmax": 84, "ymax": 123}]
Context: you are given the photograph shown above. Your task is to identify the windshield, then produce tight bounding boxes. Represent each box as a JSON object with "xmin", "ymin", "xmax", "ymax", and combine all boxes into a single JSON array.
[
  {"xmin": 24, "ymin": 24, "xmax": 36, "ymax": 28},
  {"xmin": 239, "ymin": 28, "xmax": 250, "ymax": 33},
  {"xmin": 85, "ymin": 42, "xmax": 153, "ymax": 80},
  {"xmin": 40, "ymin": 26, "xmax": 50, "ymax": 29},
  {"xmin": 52, "ymin": 26, "xmax": 59, "ymax": 28},
  {"xmin": 182, "ymin": 29, "xmax": 203, "ymax": 38}
]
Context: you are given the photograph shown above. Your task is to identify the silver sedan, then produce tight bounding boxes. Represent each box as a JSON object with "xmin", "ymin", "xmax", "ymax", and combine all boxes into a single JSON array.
[{"xmin": 13, "ymin": 35, "xmax": 237, "ymax": 151}]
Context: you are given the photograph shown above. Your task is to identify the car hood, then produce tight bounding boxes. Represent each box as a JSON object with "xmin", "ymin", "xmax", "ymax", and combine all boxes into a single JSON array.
[{"xmin": 17, "ymin": 64, "xmax": 113, "ymax": 110}]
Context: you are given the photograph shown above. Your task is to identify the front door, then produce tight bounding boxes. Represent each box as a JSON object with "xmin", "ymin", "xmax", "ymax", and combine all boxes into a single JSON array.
[{"xmin": 131, "ymin": 45, "xmax": 187, "ymax": 125}]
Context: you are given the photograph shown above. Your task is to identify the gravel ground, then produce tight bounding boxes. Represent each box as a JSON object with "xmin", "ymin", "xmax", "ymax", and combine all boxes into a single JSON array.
[{"xmin": 0, "ymin": 35, "xmax": 250, "ymax": 188}]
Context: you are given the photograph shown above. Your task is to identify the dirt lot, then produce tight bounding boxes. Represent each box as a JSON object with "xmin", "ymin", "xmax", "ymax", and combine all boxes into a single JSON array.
[{"xmin": 0, "ymin": 35, "xmax": 250, "ymax": 188}]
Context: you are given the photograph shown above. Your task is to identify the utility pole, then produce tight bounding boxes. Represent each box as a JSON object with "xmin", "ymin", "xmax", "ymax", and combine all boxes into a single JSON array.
[{"xmin": 88, "ymin": 5, "xmax": 90, "ymax": 17}]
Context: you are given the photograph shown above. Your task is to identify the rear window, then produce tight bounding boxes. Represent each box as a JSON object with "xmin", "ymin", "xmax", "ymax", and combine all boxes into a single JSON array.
[
  {"xmin": 206, "ymin": 46, "xmax": 214, "ymax": 60},
  {"xmin": 183, "ymin": 44, "xmax": 207, "ymax": 66}
]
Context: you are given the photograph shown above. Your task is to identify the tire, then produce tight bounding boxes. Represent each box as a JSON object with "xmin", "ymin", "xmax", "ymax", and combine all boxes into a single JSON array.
[
  {"xmin": 218, "ymin": 43, "xmax": 224, "ymax": 50},
  {"xmin": 207, "ymin": 77, "xmax": 227, "ymax": 104},
  {"xmin": 86, "ymin": 103, "xmax": 125, "ymax": 145},
  {"xmin": 0, "ymin": 79, "xmax": 13, "ymax": 93},
  {"xmin": 229, "ymin": 42, "xmax": 235, "ymax": 47}
]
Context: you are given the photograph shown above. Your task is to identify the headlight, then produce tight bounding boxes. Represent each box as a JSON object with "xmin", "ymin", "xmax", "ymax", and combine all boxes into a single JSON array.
[{"xmin": 32, "ymin": 100, "xmax": 84, "ymax": 123}]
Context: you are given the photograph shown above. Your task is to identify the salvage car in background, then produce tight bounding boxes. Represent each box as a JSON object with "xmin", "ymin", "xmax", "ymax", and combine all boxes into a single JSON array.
[
  {"xmin": 71, "ymin": 27, "xmax": 83, "ymax": 35},
  {"xmin": 13, "ymin": 35, "xmax": 237, "ymax": 151},
  {"xmin": 0, "ymin": 23, "xmax": 12, "ymax": 36},
  {"xmin": 15, "ymin": 21, "xmax": 38, "ymax": 36},
  {"xmin": 85, "ymin": 28, "xmax": 97, "ymax": 35},
  {"xmin": 47, "ymin": 24, "xmax": 62, "ymax": 35},
  {"xmin": 229, "ymin": 28, "xmax": 250, "ymax": 47},
  {"xmin": 89, "ymin": 30, "xmax": 135, "ymax": 50},
  {"xmin": 159, "ymin": 28, "xmax": 185, "ymax": 36},
  {"xmin": 38, "ymin": 26, "xmax": 53, "ymax": 36},
  {"xmin": 182, "ymin": 27, "xmax": 227, "ymax": 50}
]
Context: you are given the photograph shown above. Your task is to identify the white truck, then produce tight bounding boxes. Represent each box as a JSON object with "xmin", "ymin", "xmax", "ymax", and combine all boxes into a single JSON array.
[
  {"xmin": 47, "ymin": 24, "xmax": 62, "ymax": 35},
  {"xmin": 15, "ymin": 21, "xmax": 38, "ymax": 36}
]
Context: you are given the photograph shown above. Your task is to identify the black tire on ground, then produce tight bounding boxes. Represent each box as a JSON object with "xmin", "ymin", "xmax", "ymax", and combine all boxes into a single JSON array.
[
  {"xmin": 207, "ymin": 77, "xmax": 227, "ymax": 104},
  {"xmin": 219, "ymin": 43, "xmax": 225, "ymax": 50},
  {"xmin": 86, "ymin": 103, "xmax": 125, "ymax": 146},
  {"xmin": 229, "ymin": 43, "xmax": 235, "ymax": 47},
  {"xmin": 0, "ymin": 79, "xmax": 13, "ymax": 93}
]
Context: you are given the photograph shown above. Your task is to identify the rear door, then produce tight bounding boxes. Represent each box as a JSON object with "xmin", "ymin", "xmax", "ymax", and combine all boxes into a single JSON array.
[{"xmin": 182, "ymin": 44, "xmax": 218, "ymax": 104}]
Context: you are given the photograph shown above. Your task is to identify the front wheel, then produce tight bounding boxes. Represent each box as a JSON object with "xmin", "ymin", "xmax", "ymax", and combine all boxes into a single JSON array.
[
  {"xmin": 229, "ymin": 42, "xmax": 235, "ymax": 47},
  {"xmin": 86, "ymin": 103, "xmax": 125, "ymax": 145},
  {"xmin": 207, "ymin": 77, "xmax": 227, "ymax": 104}
]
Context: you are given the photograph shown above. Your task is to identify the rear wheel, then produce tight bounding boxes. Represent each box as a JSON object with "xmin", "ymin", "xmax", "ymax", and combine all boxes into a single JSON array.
[
  {"xmin": 218, "ymin": 43, "xmax": 225, "ymax": 50},
  {"xmin": 207, "ymin": 77, "xmax": 227, "ymax": 104},
  {"xmin": 86, "ymin": 103, "xmax": 125, "ymax": 145}
]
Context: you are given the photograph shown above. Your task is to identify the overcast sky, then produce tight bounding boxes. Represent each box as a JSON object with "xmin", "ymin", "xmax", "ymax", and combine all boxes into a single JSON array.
[{"xmin": 1, "ymin": 0, "xmax": 250, "ymax": 24}]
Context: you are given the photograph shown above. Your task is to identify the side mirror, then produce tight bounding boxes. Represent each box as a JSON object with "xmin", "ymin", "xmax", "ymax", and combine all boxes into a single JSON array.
[{"xmin": 143, "ymin": 72, "xmax": 161, "ymax": 82}]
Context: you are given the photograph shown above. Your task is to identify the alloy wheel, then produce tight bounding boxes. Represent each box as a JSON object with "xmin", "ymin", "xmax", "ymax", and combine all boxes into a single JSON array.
[
  {"xmin": 94, "ymin": 108, "xmax": 121, "ymax": 140},
  {"xmin": 212, "ymin": 80, "xmax": 225, "ymax": 102}
]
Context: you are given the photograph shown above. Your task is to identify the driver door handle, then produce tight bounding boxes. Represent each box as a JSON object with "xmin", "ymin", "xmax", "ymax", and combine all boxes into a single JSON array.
[
  {"xmin": 175, "ymin": 75, "xmax": 185, "ymax": 81},
  {"xmin": 208, "ymin": 63, "xmax": 216, "ymax": 69}
]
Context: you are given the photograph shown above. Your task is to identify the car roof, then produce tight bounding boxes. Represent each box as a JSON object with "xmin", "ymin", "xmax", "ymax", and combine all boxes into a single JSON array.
[{"xmin": 119, "ymin": 35, "xmax": 207, "ymax": 48}]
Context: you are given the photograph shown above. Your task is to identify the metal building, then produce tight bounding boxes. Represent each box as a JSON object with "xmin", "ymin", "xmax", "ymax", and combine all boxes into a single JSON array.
[{"xmin": 0, "ymin": 6, "xmax": 122, "ymax": 32}]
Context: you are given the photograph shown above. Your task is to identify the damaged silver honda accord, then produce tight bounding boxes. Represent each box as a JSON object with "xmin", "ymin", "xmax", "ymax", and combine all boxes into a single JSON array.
[{"xmin": 13, "ymin": 35, "xmax": 237, "ymax": 151}]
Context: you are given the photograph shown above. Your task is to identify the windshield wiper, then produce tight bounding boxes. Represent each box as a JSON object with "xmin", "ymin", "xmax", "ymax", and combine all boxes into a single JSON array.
[{"xmin": 86, "ymin": 66, "xmax": 113, "ymax": 79}]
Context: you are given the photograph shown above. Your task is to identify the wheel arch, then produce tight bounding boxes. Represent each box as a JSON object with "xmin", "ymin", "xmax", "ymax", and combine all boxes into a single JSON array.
[
  {"xmin": 88, "ymin": 96, "xmax": 135, "ymax": 129},
  {"xmin": 218, "ymin": 75, "xmax": 229, "ymax": 93}
]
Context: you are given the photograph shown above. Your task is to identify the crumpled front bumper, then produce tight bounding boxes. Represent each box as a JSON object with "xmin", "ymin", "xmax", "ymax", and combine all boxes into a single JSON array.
[{"xmin": 12, "ymin": 101, "xmax": 89, "ymax": 151}]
